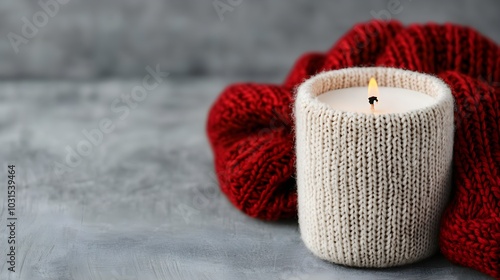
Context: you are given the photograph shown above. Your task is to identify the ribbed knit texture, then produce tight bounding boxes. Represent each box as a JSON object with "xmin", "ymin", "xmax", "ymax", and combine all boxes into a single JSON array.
[
  {"xmin": 206, "ymin": 20, "xmax": 499, "ymax": 277},
  {"xmin": 295, "ymin": 67, "xmax": 455, "ymax": 267}
]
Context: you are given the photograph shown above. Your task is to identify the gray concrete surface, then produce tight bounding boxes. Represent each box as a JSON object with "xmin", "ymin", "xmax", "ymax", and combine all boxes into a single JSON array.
[{"xmin": 0, "ymin": 79, "xmax": 494, "ymax": 279}]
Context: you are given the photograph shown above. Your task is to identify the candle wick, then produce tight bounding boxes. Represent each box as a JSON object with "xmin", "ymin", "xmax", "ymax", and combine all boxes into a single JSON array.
[{"xmin": 368, "ymin": 96, "xmax": 378, "ymax": 111}]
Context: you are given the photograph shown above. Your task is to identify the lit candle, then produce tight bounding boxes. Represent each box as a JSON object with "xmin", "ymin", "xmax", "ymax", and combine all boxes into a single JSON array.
[
  {"xmin": 316, "ymin": 77, "xmax": 436, "ymax": 114},
  {"xmin": 295, "ymin": 67, "xmax": 455, "ymax": 268}
]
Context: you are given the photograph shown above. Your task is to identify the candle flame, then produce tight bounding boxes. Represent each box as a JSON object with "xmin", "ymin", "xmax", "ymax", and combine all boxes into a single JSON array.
[
  {"xmin": 368, "ymin": 77, "xmax": 379, "ymax": 111},
  {"xmin": 368, "ymin": 77, "xmax": 379, "ymax": 98}
]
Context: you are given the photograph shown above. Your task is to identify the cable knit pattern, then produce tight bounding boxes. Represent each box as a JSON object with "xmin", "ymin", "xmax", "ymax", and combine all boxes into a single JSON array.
[
  {"xmin": 207, "ymin": 84, "xmax": 297, "ymax": 220},
  {"xmin": 206, "ymin": 20, "xmax": 499, "ymax": 277},
  {"xmin": 295, "ymin": 67, "xmax": 454, "ymax": 267}
]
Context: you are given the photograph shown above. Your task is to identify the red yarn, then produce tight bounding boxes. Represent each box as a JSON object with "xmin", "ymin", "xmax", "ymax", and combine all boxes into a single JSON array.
[{"xmin": 207, "ymin": 20, "xmax": 499, "ymax": 277}]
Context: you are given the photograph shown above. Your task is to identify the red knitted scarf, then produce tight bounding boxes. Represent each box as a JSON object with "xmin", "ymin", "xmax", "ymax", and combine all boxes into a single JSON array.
[{"xmin": 207, "ymin": 20, "xmax": 499, "ymax": 277}]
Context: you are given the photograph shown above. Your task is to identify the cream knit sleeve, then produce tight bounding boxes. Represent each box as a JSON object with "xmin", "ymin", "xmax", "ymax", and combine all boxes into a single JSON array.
[{"xmin": 294, "ymin": 67, "xmax": 454, "ymax": 267}]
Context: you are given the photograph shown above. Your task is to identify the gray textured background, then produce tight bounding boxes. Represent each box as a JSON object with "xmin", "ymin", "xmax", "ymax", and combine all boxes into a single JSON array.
[{"xmin": 0, "ymin": 0, "xmax": 498, "ymax": 279}]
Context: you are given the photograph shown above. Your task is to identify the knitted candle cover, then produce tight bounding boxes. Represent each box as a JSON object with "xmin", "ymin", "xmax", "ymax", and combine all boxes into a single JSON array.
[
  {"xmin": 206, "ymin": 20, "xmax": 499, "ymax": 277},
  {"xmin": 295, "ymin": 67, "xmax": 455, "ymax": 267}
]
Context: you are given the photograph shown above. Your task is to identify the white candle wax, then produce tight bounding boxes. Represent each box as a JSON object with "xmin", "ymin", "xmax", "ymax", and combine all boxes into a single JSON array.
[{"xmin": 317, "ymin": 87, "xmax": 435, "ymax": 114}]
